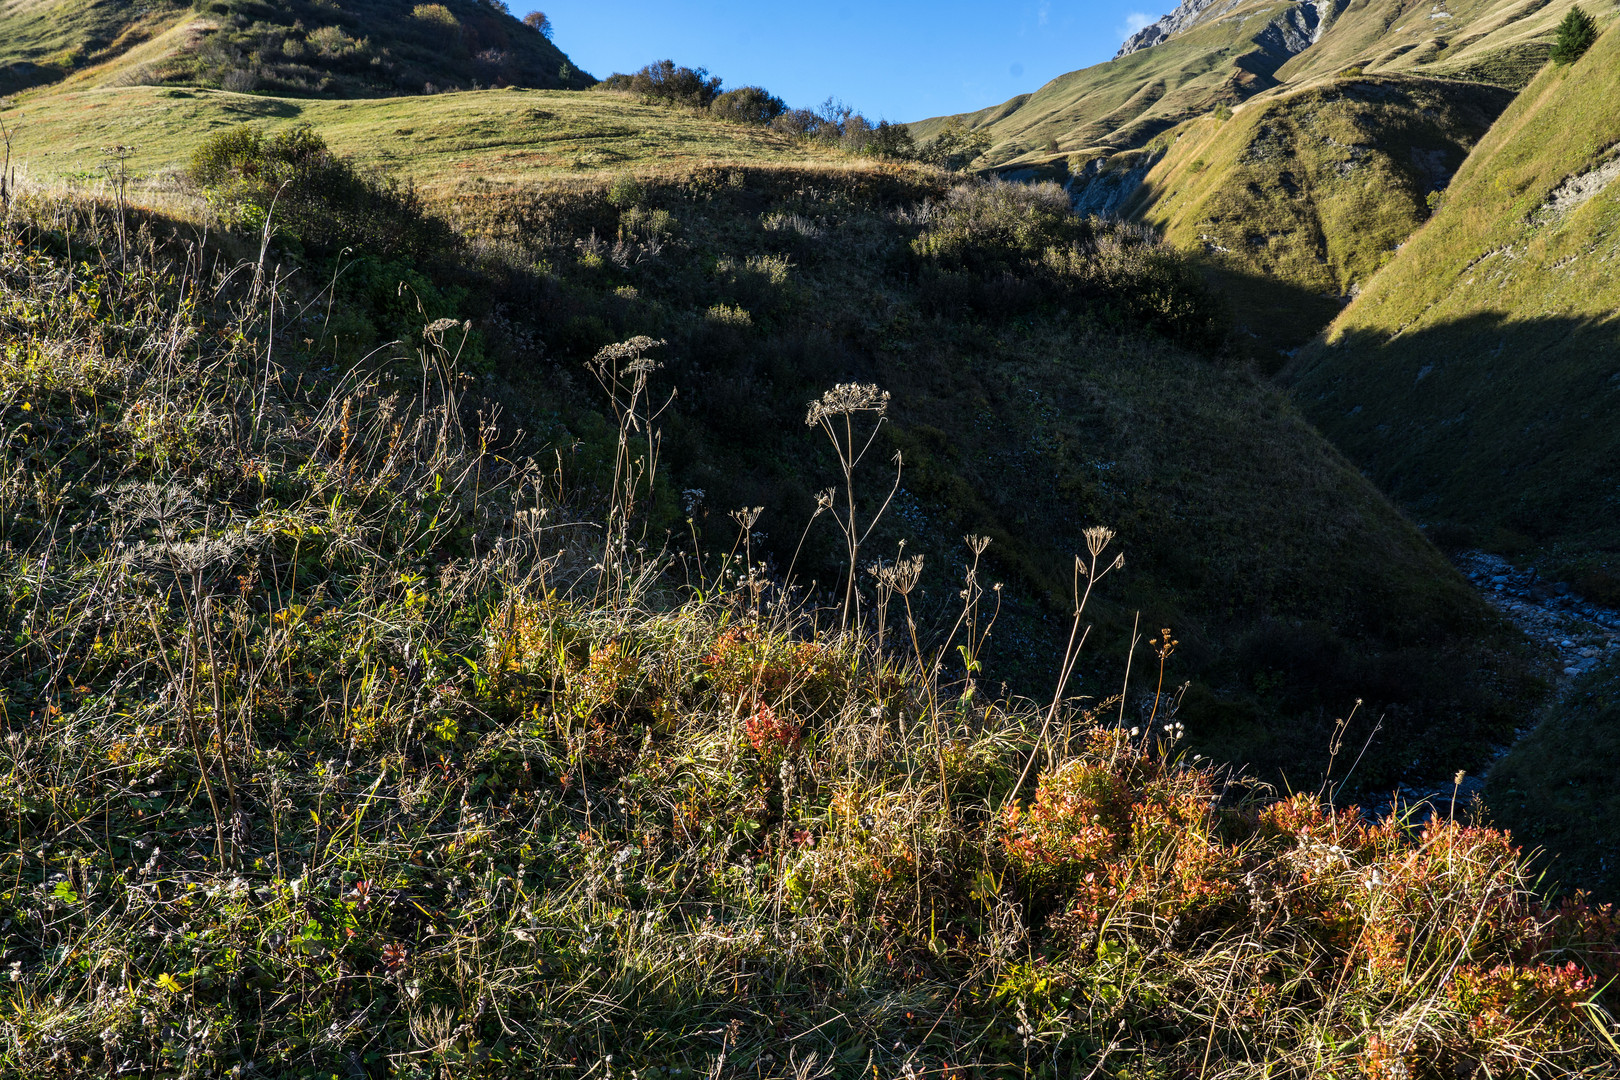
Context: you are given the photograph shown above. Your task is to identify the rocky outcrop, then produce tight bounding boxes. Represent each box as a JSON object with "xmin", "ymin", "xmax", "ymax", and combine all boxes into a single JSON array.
[
  {"xmin": 1067, "ymin": 151, "xmax": 1165, "ymax": 217},
  {"xmin": 1116, "ymin": 0, "xmax": 1246, "ymax": 58},
  {"xmin": 1117, "ymin": 0, "xmax": 1334, "ymax": 61},
  {"xmin": 1239, "ymin": 2, "xmax": 1328, "ymax": 79}
]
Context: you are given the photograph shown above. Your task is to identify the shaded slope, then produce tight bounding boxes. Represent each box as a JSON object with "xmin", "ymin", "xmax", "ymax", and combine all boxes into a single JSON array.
[
  {"xmin": 438, "ymin": 169, "xmax": 1533, "ymax": 786},
  {"xmin": 3, "ymin": 59, "xmax": 1538, "ymax": 780},
  {"xmin": 1486, "ymin": 660, "xmax": 1620, "ymax": 898},
  {"xmin": 1282, "ymin": 22, "xmax": 1620, "ymax": 567},
  {"xmin": 1125, "ymin": 74, "xmax": 1513, "ymax": 354},
  {"xmin": 0, "ymin": 0, "xmax": 592, "ymax": 97}
]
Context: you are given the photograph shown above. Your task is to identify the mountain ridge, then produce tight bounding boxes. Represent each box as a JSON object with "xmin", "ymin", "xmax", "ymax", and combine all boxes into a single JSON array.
[{"xmin": 912, "ymin": 0, "xmax": 1597, "ymax": 174}]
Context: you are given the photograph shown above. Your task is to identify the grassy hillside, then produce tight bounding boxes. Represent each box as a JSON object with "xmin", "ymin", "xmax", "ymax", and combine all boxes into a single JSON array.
[
  {"xmin": 1487, "ymin": 658, "xmax": 1620, "ymax": 898},
  {"xmin": 4, "ymin": 70, "xmax": 1543, "ymax": 787},
  {"xmin": 3, "ymin": 86, "xmax": 848, "ymax": 191},
  {"xmin": 0, "ymin": 0, "xmax": 191, "ymax": 94},
  {"xmin": 435, "ymin": 164, "xmax": 1542, "ymax": 790},
  {"xmin": 909, "ymin": 0, "xmax": 1605, "ymax": 174},
  {"xmin": 1283, "ymin": 22, "xmax": 1620, "ymax": 573},
  {"xmin": 1125, "ymin": 74, "xmax": 1513, "ymax": 356},
  {"xmin": 0, "ymin": 0, "xmax": 591, "ymax": 97},
  {"xmin": 1275, "ymin": 0, "xmax": 1597, "ymax": 89},
  {"xmin": 1, "ymin": 178, "xmax": 1615, "ymax": 1080}
]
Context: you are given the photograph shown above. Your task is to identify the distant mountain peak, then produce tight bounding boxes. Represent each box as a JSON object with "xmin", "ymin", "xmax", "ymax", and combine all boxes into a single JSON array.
[{"xmin": 1116, "ymin": 0, "xmax": 1329, "ymax": 59}]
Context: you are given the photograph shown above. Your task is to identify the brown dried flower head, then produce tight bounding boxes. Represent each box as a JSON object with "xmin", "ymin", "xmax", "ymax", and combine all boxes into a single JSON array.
[
  {"xmin": 1083, "ymin": 525, "xmax": 1116, "ymax": 558},
  {"xmin": 805, "ymin": 383, "xmax": 890, "ymax": 425},
  {"xmin": 870, "ymin": 554, "xmax": 925, "ymax": 595}
]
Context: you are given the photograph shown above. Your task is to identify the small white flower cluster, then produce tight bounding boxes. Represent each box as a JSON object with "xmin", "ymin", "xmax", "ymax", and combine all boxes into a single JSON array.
[{"xmin": 1284, "ymin": 840, "xmax": 1354, "ymax": 873}]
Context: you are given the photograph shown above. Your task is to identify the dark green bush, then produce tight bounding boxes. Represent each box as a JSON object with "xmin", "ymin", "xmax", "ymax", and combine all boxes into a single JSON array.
[
  {"xmin": 913, "ymin": 180, "xmax": 1082, "ymax": 272},
  {"xmin": 865, "ymin": 120, "xmax": 917, "ymax": 159},
  {"xmin": 591, "ymin": 72, "xmax": 633, "ymax": 93},
  {"xmin": 710, "ymin": 85, "xmax": 785, "ymax": 125},
  {"xmin": 1549, "ymin": 5, "xmax": 1599, "ymax": 64},
  {"xmin": 187, "ymin": 122, "xmax": 453, "ymax": 262},
  {"xmin": 627, "ymin": 60, "xmax": 721, "ymax": 109},
  {"xmin": 917, "ymin": 120, "xmax": 993, "ymax": 171}
]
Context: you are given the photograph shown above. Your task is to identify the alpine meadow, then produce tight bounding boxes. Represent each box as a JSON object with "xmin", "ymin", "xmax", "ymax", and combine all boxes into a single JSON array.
[{"xmin": 1, "ymin": 0, "xmax": 1618, "ymax": 1076}]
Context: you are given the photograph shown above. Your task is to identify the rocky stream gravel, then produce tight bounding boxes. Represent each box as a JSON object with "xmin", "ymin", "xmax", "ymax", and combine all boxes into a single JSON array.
[{"xmin": 1367, "ymin": 550, "xmax": 1620, "ymax": 819}]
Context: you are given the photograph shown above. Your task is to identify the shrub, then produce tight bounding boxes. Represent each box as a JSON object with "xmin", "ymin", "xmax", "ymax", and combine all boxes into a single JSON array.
[
  {"xmin": 1549, "ymin": 5, "xmax": 1599, "ymax": 64},
  {"xmin": 770, "ymin": 106, "xmax": 821, "ymax": 137},
  {"xmin": 866, "ymin": 119, "xmax": 916, "ymax": 159},
  {"xmin": 220, "ymin": 66, "xmax": 262, "ymax": 93},
  {"xmin": 912, "ymin": 180, "xmax": 1229, "ymax": 347},
  {"xmin": 911, "ymin": 179, "xmax": 1081, "ymax": 272},
  {"xmin": 591, "ymin": 72, "xmax": 634, "ymax": 93},
  {"xmin": 411, "ymin": 3, "xmax": 459, "ymax": 28},
  {"xmin": 306, "ymin": 25, "xmax": 368, "ymax": 61},
  {"xmin": 917, "ymin": 120, "xmax": 994, "ymax": 171},
  {"xmin": 187, "ymin": 123, "xmax": 452, "ymax": 262},
  {"xmin": 628, "ymin": 59, "xmax": 722, "ymax": 109},
  {"xmin": 710, "ymin": 86, "xmax": 785, "ymax": 125},
  {"xmin": 605, "ymin": 173, "xmax": 643, "ymax": 208}
]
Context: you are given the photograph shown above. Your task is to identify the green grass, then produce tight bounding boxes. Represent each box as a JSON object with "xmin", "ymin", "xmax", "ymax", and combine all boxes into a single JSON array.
[
  {"xmin": 3, "ymin": 85, "xmax": 851, "ymax": 191},
  {"xmin": 1124, "ymin": 75, "xmax": 1513, "ymax": 358},
  {"xmin": 1283, "ymin": 23, "xmax": 1620, "ymax": 570},
  {"xmin": 1486, "ymin": 657, "xmax": 1620, "ymax": 898},
  {"xmin": 1273, "ymin": 0, "xmax": 1599, "ymax": 88},
  {"xmin": 907, "ymin": 0, "xmax": 1301, "ymax": 169},
  {"xmin": 0, "ymin": 185, "xmax": 1615, "ymax": 1078}
]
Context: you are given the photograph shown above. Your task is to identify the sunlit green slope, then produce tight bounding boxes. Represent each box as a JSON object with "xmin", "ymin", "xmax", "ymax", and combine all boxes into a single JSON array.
[{"xmin": 1283, "ymin": 22, "xmax": 1620, "ymax": 564}]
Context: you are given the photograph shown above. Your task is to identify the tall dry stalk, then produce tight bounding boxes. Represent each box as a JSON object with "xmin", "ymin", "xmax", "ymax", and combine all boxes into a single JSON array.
[{"xmin": 805, "ymin": 382, "xmax": 900, "ymax": 630}]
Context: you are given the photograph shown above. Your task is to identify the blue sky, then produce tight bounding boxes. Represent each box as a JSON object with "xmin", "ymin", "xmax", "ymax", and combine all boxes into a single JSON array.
[{"xmin": 526, "ymin": 2, "xmax": 1163, "ymax": 123}]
